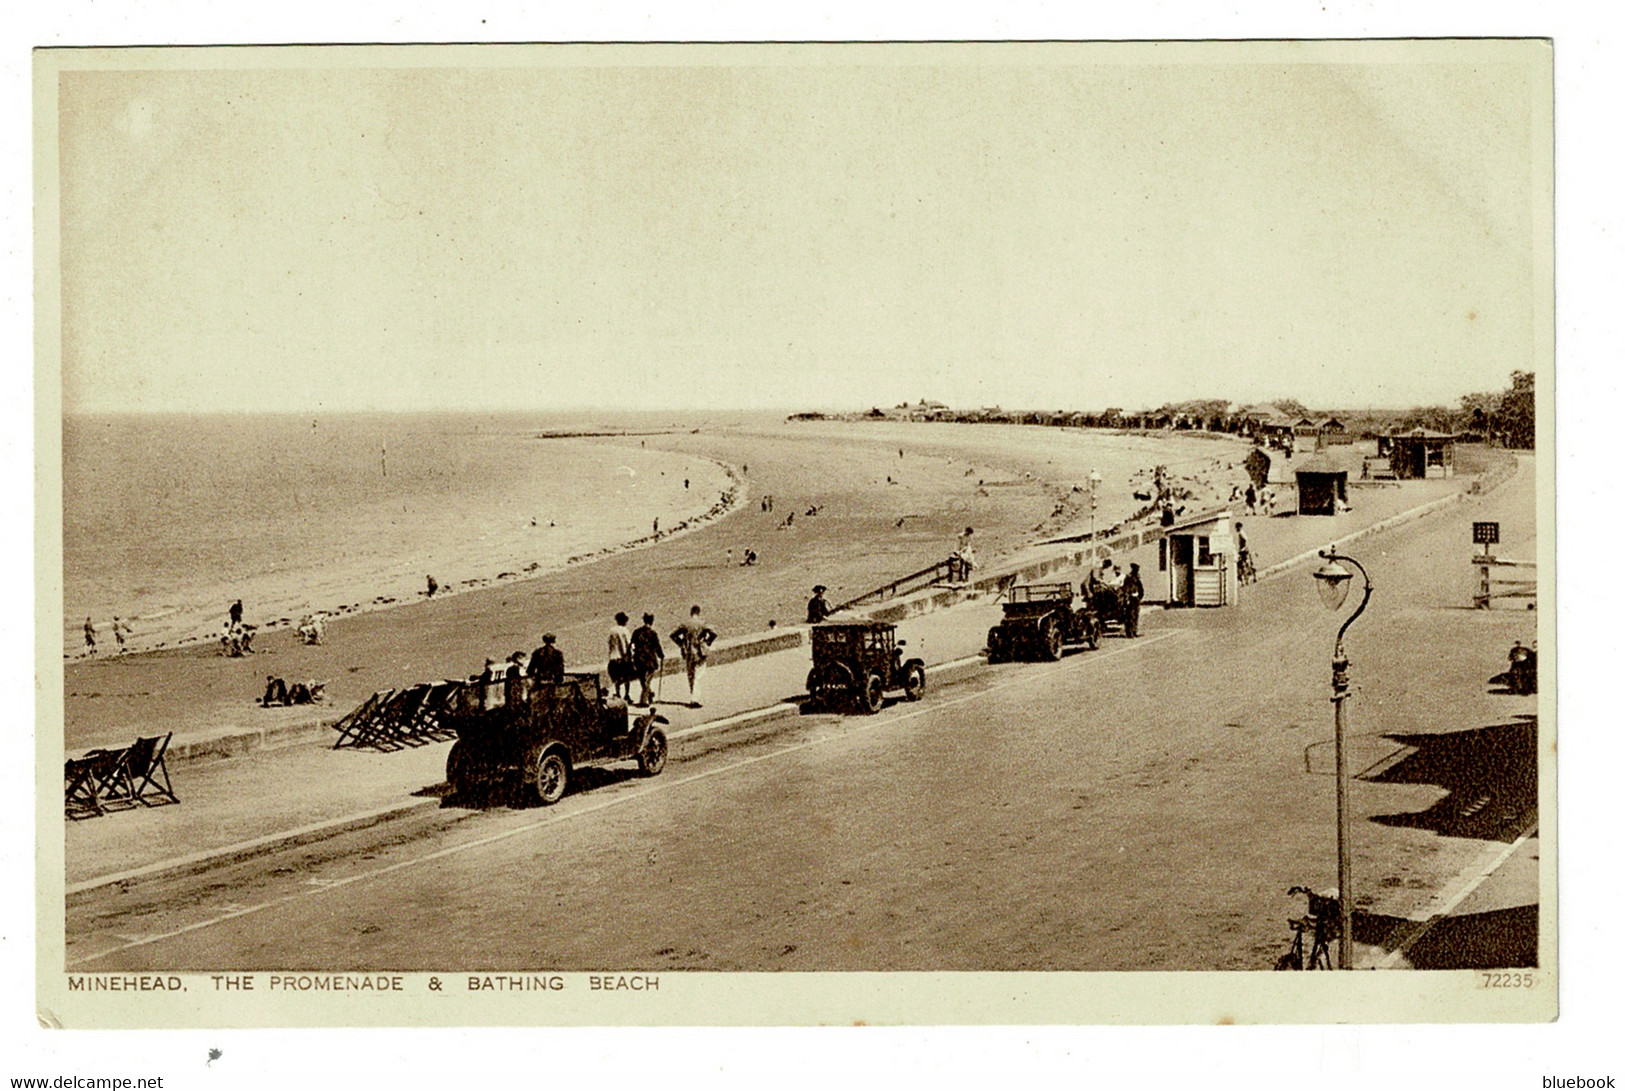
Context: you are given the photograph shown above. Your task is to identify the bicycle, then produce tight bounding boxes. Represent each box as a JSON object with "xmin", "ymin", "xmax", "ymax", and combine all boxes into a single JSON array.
[
  {"xmin": 1274, "ymin": 885, "xmax": 1339, "ymax": 970},
  {"xmin": 1237, "ymin": 550, "xmax": 1258, "ymax": 586}
]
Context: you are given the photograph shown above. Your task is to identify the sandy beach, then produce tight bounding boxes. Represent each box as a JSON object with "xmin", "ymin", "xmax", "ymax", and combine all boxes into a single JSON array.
[{"xmin": 61, "ymin": 421, "xmax": 1247, "ymax": 750}]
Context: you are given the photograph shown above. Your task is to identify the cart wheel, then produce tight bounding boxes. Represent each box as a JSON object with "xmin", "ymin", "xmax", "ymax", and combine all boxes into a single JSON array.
[
  {"xmin": 903, "ymin": 663, "xmax": 925, "ymax": 702},
  {"xmin": 638, "ymin": 728, "xmax": 668, "ymax": 776},
  {"xmin": 531, "ymin": 751, "xmax": 569, "ymax": 806},
  {"xmin": 1041, "ymin": 617, "xmax": 1063, "ymax": 661},
  {"xmin": 859, "ymin": 673, "xmax": 885, "ymax": 714}
]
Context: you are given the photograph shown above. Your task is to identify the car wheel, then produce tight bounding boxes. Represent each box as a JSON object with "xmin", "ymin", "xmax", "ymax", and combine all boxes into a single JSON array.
[
  {"xmin": 638, "ymin": 728, "xmax": 668, "ymax": 776},
  {"xmin": 1042, "ymin": 617, "xmax": 1063, "ymax": 661},
  {"xmin": 903, "ymin": 663, "xmax": 925, "ymax": 702},
  {"xmin": 859, "ymin": 673, "xmax": 885, "ymax": 714},
  {"xmin": 531, "ymin": 751, "xmax": 569, "ymax": 806}
]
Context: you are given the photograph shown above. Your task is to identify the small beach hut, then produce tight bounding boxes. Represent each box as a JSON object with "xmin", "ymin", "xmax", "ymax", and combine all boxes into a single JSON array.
[
  {"xmin": 1294, "ymin": 452, "xmax": 1353, "ymax": 515},
  {"xmin": 1387, "ymin": 428, "xmax": 1456, "ymax": 479},
  {"xmin": 1157, "ymin": 509, "xmax": 1239, "ymax": 607}
]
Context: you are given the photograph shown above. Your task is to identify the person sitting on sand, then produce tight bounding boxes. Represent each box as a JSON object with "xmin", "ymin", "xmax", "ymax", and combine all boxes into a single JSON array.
[
  {"xmin": 529, "ymin": 635, "xmax": 565, "ymax": 684},
  {"xmin": 742, "ymin": 548, "xmax": 758, "ymax": 566},
  {"xmin": 260, "ymin": 675, "xmax": 289, "ymax": 707}
]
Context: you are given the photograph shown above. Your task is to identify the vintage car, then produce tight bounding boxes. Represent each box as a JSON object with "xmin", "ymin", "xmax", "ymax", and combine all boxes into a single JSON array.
[
  {"xmin": 805, "ymin": 621, "xmax": 926, "ymax": 714},
  {"xmin": 443, "ymin": 671, "xmax": 668, "ymax": 806},
  {"xmin": 985, "ymin": 582, "xmax": 1102, "ymax": 662}
]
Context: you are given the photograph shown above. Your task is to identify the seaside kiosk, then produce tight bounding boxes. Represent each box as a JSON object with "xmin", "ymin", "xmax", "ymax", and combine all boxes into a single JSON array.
[
  {"xmin": 1385, "ymin": 427, "xmax": 1457, "ymax": 479},
  {"xmin": 1294, "ymin": 453, "xmax": 1353, "ymax": 515},
  {"xmin": 1157, "ymin": 509, "xmax": 1238, "ymax": 607}
]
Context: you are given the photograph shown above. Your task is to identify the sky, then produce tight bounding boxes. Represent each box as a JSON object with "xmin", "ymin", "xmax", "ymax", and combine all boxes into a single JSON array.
[{"xmin": 50, "ymin": 44, "xmax": 1549, "ymax": 414}]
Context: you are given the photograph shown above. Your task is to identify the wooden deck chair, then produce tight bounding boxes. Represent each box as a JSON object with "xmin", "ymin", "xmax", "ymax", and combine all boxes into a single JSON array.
[
  {"xmin": 373, "ymin": 684, "xmax": 432, "ymax": 749},
  {"xmin": 69, "ymin": 746, "xmax": 136, "ymax": 815},
  {"xmin": 332, "ymin": 689, "xmax": 394, "ymax": 748},
  {"xmin": 407, "ymin": 681, "xmax": 459, "ymax": 742},
  {"xmin": 65, "ymin": 754, "xmax": 108, "ymax": 819},
  {"xmin": 118, "ymin": 733, "xmax": 178, "ymax": 807}
]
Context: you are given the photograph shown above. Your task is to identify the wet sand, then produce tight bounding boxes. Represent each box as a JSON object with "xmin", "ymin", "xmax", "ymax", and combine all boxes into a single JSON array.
[{"xmin": 61, "ymin": 422, "xmax": 1246, "ymax": 751}]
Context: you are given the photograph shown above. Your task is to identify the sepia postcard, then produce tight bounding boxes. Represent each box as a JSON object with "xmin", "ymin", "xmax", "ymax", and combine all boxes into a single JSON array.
[{"xmin": 35, "ymin": 39, "xmax": 1556, "ymax": 1028}]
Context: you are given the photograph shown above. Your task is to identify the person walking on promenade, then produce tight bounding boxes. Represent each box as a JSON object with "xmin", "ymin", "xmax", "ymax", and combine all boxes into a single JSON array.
[
  {"xmin": 630, "ymin": 613, "xmax": 665, "ymax": 707},
  {"xmin": 83, "ymin": 617, "xmax": 97, "ymax": 655},
  {"xmin": 806, "ymin": 585, "xmax": 831, "ymax": 624},
  {"xmin": 529, "ymin": 634, "xmax": 565, "ymax": 684},
  {"xmin": 671, "ymin": 605, "xmax": 717, "ymax": 709},
  {"xmin": 1122, "ymin": 563, "xmax": 1145, "ymax": 638},
  {"xmin": 607, "ymin": 612, "xmax": 634, "ymax": 699}
]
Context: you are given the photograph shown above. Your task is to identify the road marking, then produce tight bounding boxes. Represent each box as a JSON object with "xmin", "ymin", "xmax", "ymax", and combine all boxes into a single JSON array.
[{"xmin": 68, "ymin": 630, "xmax": 1184, "ymax": 968}]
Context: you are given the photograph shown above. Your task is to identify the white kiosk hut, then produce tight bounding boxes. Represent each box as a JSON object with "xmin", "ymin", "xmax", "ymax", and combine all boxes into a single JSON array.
[{"xmin": 1157, "ymin": 509, "xmax": 1239, "ymax": 607}]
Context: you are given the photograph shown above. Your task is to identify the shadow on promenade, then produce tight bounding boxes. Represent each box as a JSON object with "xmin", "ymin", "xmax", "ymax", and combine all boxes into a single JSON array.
[
  {"xmin": 1355, "ymin": 906, "xmax": 1538, "ymax": 970},
  {"xmin": 1363, "ymin": 716, "xmax": 1536, "ymax": 842}
]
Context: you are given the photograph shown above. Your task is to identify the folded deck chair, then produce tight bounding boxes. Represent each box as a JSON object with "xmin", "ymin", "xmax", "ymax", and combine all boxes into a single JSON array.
[{"xmin": 113, "ymin": 733, "xmax": 178, "ymax": 808}]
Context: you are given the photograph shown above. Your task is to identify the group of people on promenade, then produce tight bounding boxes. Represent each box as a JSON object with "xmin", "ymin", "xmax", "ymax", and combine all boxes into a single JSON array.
[
  {"xmin": 486, "ymin": 608, "xmax": 719, "ymax": 710},
  {"xmin": 606, "ymin": 607, "xmax": 718, "ymax": 709},
  {"xmin": 1085, "ymin": 558, "xmax": 1147, "ymax": 638}
]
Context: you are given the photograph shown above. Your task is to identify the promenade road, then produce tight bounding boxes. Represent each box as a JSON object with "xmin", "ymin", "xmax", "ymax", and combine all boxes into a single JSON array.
[{"xmin": 64, "ymin": 458, "xmax": 1538, "ymax": 972}]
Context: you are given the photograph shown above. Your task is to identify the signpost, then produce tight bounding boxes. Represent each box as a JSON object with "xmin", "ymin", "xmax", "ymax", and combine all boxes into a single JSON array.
[{"xmin": 1471, "ymin": 521, "xmax": 1535, "ymax": 609}]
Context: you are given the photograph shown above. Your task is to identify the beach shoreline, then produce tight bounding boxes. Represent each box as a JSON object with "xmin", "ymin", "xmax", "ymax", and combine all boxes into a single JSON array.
[{"xmin": 66, "ymin": 451, "xmax": 747, "ymax": 661}]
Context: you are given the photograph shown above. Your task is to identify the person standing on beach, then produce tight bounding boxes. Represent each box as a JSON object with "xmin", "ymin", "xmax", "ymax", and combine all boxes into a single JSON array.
[
  {"xmin": 112, "ymin": 616, "xmax": 132, "ymax": 653},
  {"xmin": 229, "ymin": 599, "xmax": 244, "ymax": 627},
  {"xmin": 607, "ymin": 612, "xmax": 634, "ymax": 699},
  {"xmin": 630, "ymin": 613, "xmax": 665, "ymax": 707},
  {"xmin": 1122, "ymin": 563, "xmax": 1145, "ymax": 638},
  {"xmin": 83, "ymin": 617, "xmax": 96, "ymax": 655},
  {"xmin": 671, "ymin": 605, "xmax": 717, "ymax": 709},
  {"xmin": 426, "ymin": 575, "xmax": 438, "ymax": 598}
]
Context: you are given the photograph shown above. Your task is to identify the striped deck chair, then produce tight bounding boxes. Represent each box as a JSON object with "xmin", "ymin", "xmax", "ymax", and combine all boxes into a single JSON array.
[
  {"xmin": 64, "ymin": 746, "xmax": 134, "ymax": 818},
  {"xmin": 331, "ymin": 689, "xmax": 395, "ymax": 749}
]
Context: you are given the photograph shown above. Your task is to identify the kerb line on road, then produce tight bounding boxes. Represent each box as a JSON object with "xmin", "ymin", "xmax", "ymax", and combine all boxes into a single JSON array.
[{"xmin": 68, "ymin": 630, "xmax": 1185, "ymax": 968}]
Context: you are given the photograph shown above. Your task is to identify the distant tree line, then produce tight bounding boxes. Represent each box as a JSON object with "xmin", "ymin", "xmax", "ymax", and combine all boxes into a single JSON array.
[{"xmin": 794, "ymin": 372, "xmax": 1535, "ymax": 448}]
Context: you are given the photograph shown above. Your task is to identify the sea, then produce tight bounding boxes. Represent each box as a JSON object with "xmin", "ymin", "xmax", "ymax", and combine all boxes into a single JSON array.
[{"xmin": 62, "ymin": 411, "xmax": 755, "ymax": 658}]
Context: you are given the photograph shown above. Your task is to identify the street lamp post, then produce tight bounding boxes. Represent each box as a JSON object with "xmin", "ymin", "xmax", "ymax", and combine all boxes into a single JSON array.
[
  {"xmin": 1088, "ymin": 468, "xmax": 1103, "ymax": 542},
  {"xmin": 1310, "ymin": 546, "xmax": 1373, "ymax": 970}
]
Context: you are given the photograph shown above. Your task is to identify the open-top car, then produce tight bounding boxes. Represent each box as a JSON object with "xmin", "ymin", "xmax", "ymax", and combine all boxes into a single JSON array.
[
  {"xmin": 806, "ymin": 620, "xmax": 926, "ymax": 714},
  {"xmin": 986, "ymin": 581, "xmax": 1102, "ymax": 662},
  {"xmin": 443, "ymin": 672, "xmax": 667, "ymax": 806}
]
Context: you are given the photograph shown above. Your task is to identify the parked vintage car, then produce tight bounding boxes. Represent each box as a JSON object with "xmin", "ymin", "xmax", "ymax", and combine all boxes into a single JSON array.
[
  {"xmin": 985, "ymin": 582, "xmax": 1102, "ymax": 662},
  {"xmin": 443, "ymin": 672, "xmax": 668, "ymax": 806},
  {"xmin": 805, "ymin": 621, "xmax": 925, "ymax": 714}
]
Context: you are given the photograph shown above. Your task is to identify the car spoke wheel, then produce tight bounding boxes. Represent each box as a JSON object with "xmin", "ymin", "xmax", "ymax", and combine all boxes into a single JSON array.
[
  {"xmin": 638, "ymin": 728, "xmax": 668, "ymax": 776},
  {"xmin": 859, "ymin": 673, "xmax": 885, "ymax": 714},
  {"xmin": 531, "ymin": 751, "xmax": 569, "ymax": 806},
  {"xmin": 445, "ymin": 740, "xmax": 467, "ymax": 796},
  {"xmin": 1042, "ymin": 618, "xmax": 1063, "ymax": 660},
  {"xmin": 903, "ymin": 663, "xmax": 925, "ymax": 701}
]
